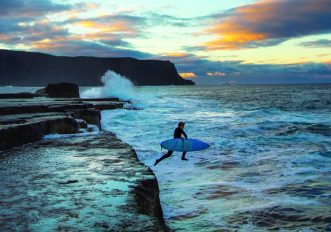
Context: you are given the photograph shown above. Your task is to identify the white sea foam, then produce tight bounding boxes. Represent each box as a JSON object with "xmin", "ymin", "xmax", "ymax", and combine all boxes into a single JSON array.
[
  {"xmin": 81, "ymin": 70, "xmax": 135, "ymax": 101},
  {"xmin": 43, "ymin": 125, "xmax": 100, "ymax": 139},
  {"xmin": 43, "ymin": 131, "xmax": 100, "ymax": 140},
  {"xmin": 101, "ymin": 85, "xmax": 331, "ymax": 231},
  {"xmin": 81, "ymin": 70, "xmax": 158, "ymax": 109}
]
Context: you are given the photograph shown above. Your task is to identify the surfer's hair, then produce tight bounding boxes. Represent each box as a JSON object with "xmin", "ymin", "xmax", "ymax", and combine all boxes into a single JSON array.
[{"xmin": 178, "ymin": 121, "xmax": 185, "ymax": 127}]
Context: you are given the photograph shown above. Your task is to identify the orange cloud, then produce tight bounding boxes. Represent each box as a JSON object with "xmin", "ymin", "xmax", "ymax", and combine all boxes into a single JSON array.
[
  {"xmin": 164, "ymin": 52, "xmax": 189, "ymax": 57},
  {"xmin": 203, "ymin": 0, "xmax": 331, "ymax": 50},
  {"xmin": 76, "ymin": 20, "xmax": 100, "ymax": 28},
  {"xmin": 179, "ymin": 72, "xmax": 196, "ymax": 78},
  {"xmin": 27, "ymin": 16, "xmax": 136, "ymax": 51},
  {"xmin": 0, "ymin": 34, "xmax": 11, "ymax": 41},
  {"xmin": 203, "ymin": 1, "xmax": 274, "ymax": 50},
  {"xmin": 31, "ymin": 38, "xmax": 65, "ymax": 50},
  {"xmin": 205, "ymin": 27, "xmax": 267, "ymax": 50},
  {"xmin": 72, "ymin": 19, "xmax": 137, "ymax": 37}
]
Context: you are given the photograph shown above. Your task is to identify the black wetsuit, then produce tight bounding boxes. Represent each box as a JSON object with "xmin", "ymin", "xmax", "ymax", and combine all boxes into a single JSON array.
[
  {"xmin": 154, "ymin": 127, "xmax": 188, "ymax": 166},
  {"xmin": 174, "ymin": 127, "xmax": 187, "ymax": 139}
]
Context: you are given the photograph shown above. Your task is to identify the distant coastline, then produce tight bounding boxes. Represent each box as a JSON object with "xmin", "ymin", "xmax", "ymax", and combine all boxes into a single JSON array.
[{"xmin": 0, "ymin": 49, "xmax": 194, "ymax": 86}]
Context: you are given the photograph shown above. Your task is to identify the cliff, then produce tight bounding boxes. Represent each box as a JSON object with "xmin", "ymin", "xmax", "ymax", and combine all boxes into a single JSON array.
[
  {"xmin": 0, "ymin": 92, "xmax": 169, "ymax": 231},
  {"xmin": 0, "ymin": 49, "xmax": 194, "ymax": 86},
  {"xmin": 0, "ymin": 132, "xmax": 168, "ymax": 231}
]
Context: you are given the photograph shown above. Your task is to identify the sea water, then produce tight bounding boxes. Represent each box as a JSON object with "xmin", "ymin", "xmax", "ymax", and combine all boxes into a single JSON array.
[
  {"xmin": 1, "ymin": 77, "xmax": 331, "ymax": 231},
  {"xmin": 98, "ymin": 84, "xmax": 331, "ymax": 231}
]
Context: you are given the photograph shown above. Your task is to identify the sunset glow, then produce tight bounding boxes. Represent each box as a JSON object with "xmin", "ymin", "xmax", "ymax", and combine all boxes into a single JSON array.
[{"xmin": 1, "ymin": 0, "xmax": 330, "ymax": 83}]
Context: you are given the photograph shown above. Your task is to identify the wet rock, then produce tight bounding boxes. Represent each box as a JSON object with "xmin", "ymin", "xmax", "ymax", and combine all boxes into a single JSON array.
[
  {"xmin": 92, "ymin": 102, "xmax": 124, "ymax": 111},
  {"xmin": 0, "ymin": 102, "xmax": 92, "ymax": 115},
  {"xmin": 0, "ymin": 92, "xmax": 36, "ymax": 99},
  {"xmin": 37, "ymin": 82, "xmax": 79, "ymax": 98},
  {"xmin": 80, "ymin": 97, "xmax": 120, "ymax": 102},
  {"xmin": 0, "ymin": 96, "xmax": 126, "ymax": 150},
  {"xmin": 94, "ymin": 222, "xmax": 110, "ymax": 229},
  {"xmin": 74, "ymin": 109, "xmax": 101, "ymax": 130},
  {"xmin": 109, "ymin": 189, "xmax": 126, "ymax": 196},
  {"xmin": 47, "ymin": 117, "xmax": 79, "ymax": 134},
  {"xmin": 0, "ymin": 133, "xmax": 168, "ymax": 231},
  {"xmin": 75, "ymin": 119, "xmax": 88, "ymax": 129},
  {"xmin": 35, "ymin": 88, "xmax": 46, "ymax": 96},
  {"xmin": 58, "ymin": 180, "xmax": 79, "ymax": 184},
  {"xmin": 133, "ymin": 177, "xmax": 164, "ymax": 225},
  {"xmin": 0, "ymin": 115, "xmax": 79, "ymax": 151},
  {"xmin": 124, "ymin": 105, "xmax": 142, "ymax": 110}
]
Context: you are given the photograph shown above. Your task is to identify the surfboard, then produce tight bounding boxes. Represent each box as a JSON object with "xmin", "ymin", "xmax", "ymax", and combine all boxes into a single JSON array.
[{"xmin": 160, "ymin": 138, "xmax": 210, "ymax": 152}]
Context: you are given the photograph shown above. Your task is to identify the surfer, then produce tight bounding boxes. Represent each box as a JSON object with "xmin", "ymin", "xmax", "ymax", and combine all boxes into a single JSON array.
[{"xmin": 154, "ymin": 121, "xmax": 188, "ymax": 166}]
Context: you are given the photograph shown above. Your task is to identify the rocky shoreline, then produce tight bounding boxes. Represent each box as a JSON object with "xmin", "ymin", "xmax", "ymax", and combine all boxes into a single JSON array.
[
  {"xmin": 0, "ymin": 96, "xmax": 123, "ymax": 150},
  {"xmin": 0, "ymin": 85, "xmax": 169, "ymax": 231}
]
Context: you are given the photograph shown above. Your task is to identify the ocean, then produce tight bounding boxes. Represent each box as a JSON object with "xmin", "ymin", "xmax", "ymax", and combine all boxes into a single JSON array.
[{"xmin": 1, "ymin": 77, "xmax": 331, "ymax": 231}]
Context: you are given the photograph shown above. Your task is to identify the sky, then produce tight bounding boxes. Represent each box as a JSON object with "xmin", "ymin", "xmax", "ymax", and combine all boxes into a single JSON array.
[{"xmin": 0, "ymin": 0, "xmax": 331, "ymax": 84}]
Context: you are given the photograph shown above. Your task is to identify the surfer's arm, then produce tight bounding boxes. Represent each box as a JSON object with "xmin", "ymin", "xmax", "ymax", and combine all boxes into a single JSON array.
[{"xmin": 182, "ymin": 130, "xmax": 188, "ymax": 139}]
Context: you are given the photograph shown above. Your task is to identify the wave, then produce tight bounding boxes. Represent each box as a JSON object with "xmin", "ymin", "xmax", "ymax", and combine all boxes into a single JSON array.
[
  {"xmin": 81, "ymin": 70, "xmax": 135, "ymax": 101},
  {"xmin": 272, "ymin": 122, "xmax": 331, "ymax": 136}
]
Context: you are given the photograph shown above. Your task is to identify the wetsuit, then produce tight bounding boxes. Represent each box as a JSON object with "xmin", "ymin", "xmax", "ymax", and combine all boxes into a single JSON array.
[
  {"xmin": 154, "ymin": 127, "xmax": 188, "ymax": 166},
  {"xmin": 174, "ymin": 127, "xmax": 187, "ymax": 139}
]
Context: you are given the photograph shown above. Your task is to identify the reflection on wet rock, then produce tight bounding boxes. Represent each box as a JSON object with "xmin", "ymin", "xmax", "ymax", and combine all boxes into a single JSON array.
[{"xmin": 0, "ymin": 132, "xmax": 167, "ymax": 231}]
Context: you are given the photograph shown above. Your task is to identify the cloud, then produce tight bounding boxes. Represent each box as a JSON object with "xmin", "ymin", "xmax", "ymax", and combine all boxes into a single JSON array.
[
  {"xmin": 144, "ymin": 12, "xmax": 198, "ymax": 27},
  {"xmin": 203, "ymin": 0, "xmax": 331, "ymax": 50},
  {"xmin": 179, "ymin": 72, "xmax": 196, "ymax": 78},
  {"xmin": 0, "ymin": 19, "xmax": 70, "ymax": 47},
  {"xmin": 0, "ymin": 1, "xmax": 150, "ymax": 58},
  {"xmin": 0, "ymin": 2, "xmax": 201, "ymax": 58},
  {"xmin": 155, "ymin": 52, "xmax": 331, "ymax": 83},
  {"xmin": 206, "ymin": 72, "xmax": 226, "ymax": 77},
  {"xmin": 162, "ymin": 52, "xmax": 190, "ymax": 57},
  {"xmin": 29, "ymin": 38, "xmax": 152, "ymax": 58},
  {"xmin": 1, "ymin": 0, "xmax": 330, "ymax": 84},
  {"xmin": 298, "ymin": 39, "xmax": 331, "ymax": 48},
  {"xmin": 65, "ymin": 14, "xmax": 146, "ymax": 45},
  {"xmin": 159, "ymin": 53, "xmax": 243, "ymax": 77},
  {"xmin": 0, "ymin": 21, "xmax": 149, "ymax": 59},
  {"xmin": 0, "ymin": 0, "xmax": 70, "ymax": 18}
]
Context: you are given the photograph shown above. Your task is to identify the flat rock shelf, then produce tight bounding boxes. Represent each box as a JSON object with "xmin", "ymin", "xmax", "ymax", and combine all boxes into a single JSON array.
[
  {"xmin": 0, "ymin": 97, "xmax": 124, "ymax": 150},
  {"xmin": 0, "ymin": 132, "xmax": 167, "ymax": 231}
]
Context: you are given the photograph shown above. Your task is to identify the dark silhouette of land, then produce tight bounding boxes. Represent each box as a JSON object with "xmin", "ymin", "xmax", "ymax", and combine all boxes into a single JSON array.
[{"xmin": 0, "ymin": 49, "xmax": 194, "ymax": 86}]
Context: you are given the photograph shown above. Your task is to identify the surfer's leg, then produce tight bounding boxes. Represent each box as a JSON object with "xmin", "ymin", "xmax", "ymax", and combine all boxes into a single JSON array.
[
  {"xmin": 154, "ymin": 151, "xmax": 173, "ymax": 166},
  {"xmin": 181, "ymin": 152, "xmax": 188, "ymax": 161}
]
